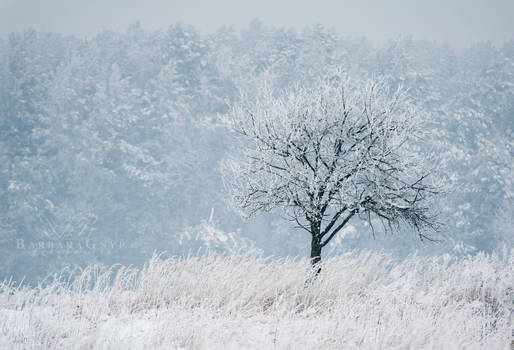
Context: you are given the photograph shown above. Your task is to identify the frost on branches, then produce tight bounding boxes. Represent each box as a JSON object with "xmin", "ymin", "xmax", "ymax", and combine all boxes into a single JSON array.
[{"xmin": 225, "ymin": 75, "xmax": 442, "ymax": 268}]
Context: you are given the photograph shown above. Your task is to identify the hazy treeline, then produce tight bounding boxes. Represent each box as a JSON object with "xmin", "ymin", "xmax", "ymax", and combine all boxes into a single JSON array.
[{"xmin": 0, "ymin": 21, "xmax": 512, "ymax": 282}]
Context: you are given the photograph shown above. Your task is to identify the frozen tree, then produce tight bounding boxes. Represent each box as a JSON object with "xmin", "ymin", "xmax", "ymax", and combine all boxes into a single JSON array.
[{"xmin": 225, "ymin": 75, "xmax": 442, "ymax": 270}]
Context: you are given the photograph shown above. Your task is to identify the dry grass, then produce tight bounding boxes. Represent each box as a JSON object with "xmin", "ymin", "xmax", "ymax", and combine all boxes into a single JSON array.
[{"xmin": 0, "ymin": 249, "xmax": 512, "ymax": 349}]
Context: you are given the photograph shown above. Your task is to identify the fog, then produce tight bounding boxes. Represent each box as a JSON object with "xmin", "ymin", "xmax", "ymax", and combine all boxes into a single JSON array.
[
  {"xmin": 1, "ymin": 0, "xmax": 513, "ymax": 48},
  {"xmin": 0, "ymin": 0, "xmax": 512, "ymax": 285}
]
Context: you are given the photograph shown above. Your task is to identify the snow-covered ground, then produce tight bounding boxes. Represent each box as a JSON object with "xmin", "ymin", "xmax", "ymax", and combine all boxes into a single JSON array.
[{"xmin": 1, "ymin": 250, "xmax": 512, "ymax": 349}]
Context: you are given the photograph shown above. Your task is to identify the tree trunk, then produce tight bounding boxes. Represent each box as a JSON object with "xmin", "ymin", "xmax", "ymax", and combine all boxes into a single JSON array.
[{"xmin": 310, "ymin": 235, "xmax": 322, "ymax": 275}]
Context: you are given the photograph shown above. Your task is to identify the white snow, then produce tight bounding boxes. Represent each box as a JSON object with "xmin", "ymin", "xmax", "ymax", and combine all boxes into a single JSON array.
[{"xmin": 0, "ymin": 250, "xmax": 511, "ymax": 349}]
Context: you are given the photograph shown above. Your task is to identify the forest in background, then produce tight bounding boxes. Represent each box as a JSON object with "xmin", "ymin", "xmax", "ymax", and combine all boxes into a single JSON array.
[{"xmin": 0, "ymin": 21, "xmax": 512, "ymax": 283}]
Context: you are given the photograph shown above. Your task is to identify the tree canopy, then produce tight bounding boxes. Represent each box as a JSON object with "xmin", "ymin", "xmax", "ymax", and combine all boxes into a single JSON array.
[{"xmin": 225, "ymin": 75, "xmax": 442, "ymax": 265}]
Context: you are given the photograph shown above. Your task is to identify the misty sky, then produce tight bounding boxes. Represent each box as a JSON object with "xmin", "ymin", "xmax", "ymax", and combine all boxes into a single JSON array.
[{"xmin": 0, "ymin": 0, "xmax": 513, "ymax": 48}]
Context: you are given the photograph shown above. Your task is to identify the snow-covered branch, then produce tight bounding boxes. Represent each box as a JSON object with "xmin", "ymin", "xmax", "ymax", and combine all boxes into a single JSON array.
[{"xmin": 224, "ymin": 74, "xmax": 442, "ymax": 265}]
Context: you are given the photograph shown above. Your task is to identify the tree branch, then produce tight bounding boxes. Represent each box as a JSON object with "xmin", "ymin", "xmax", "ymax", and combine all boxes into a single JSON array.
[{"xmin": 320, "ymin": 210, "xmax": 356, "ymax": 247}]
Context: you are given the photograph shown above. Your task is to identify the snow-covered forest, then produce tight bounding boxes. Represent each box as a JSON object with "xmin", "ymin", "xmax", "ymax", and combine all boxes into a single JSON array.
[
  {"xmin": 1, "ymin": 22, "xmax": 512, "ymax": 283},
  {"xmin": 0, "ymin": 18, "xmax": 513, "ymax": 349}
]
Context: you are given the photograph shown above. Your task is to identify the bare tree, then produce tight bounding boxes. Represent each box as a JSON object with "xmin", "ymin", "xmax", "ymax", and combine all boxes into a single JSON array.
[{"xmin": 224, "ymin": 75, "xmax": 441, "ymax": 271}]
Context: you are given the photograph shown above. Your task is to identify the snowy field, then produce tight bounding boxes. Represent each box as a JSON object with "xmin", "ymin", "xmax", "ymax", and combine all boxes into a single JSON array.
[{"xmin": 1, "ymin": 250, "xmax": 512, "ymax": 349}]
